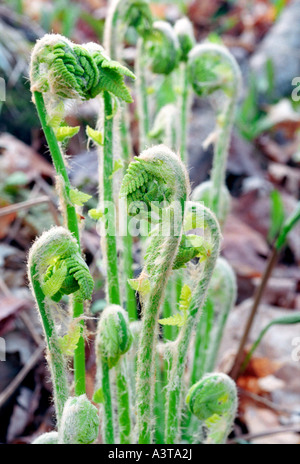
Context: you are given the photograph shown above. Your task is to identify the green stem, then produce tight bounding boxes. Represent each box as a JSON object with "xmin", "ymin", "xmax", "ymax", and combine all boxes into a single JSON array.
[
  {"xmin": 101, "ymin": 358, "xmax": 115, "ymax": 444},
  {"xmin": 104, "ymin": 3, "xmax": 137, "ymax": 318},
  {"xmin": 30, "ymin": 264, "xmax": 69, "ymax": 426},
  {"xmin": 136, "ymin": 38, "xmax": 150, "ymax": 150},
  {"xmin": 137, "ymin": 207, "xmax": 186, "ymax": 443},
  {"xmin": 119, "ymin": 107, "xmax": 137, "ymax": 320},
  {"xmin": 191, "ymin": 299, "xmax": 214, "ymax": 384},
  {"xmin": 165, "ymin": 205, "xmax": 221, "ymax": 444},
  {"xmin": 179, "ymin": 62, "xmax": 189, "ymax": 163},
  {"xmin": 34, "ymin": 90, "xmax": 85, "ymax": 396},
  {"xmin": 210, "ymin": 95, "xmax": 236, "ymax": 218},
  {"xmin": 100, "ymin": 91, "xmax": 121, "ymax": 305},
  {"xmin": 154, "ymin": 353, "xmax": 165, "ymax": 444},
  {"xmin": 116, "ymin": 358, "xmax": 131, "ymax": 444}
]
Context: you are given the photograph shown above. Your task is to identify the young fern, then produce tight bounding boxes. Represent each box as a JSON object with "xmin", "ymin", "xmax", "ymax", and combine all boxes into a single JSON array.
[
  {"xmin": 164, "ymin": 202, "xmax": 221, "ymax": 444},
  {"xmin": 30, "ymin": 33, "xmax": 133, "ymax": 395},
  {"xmin": 120, "ymin": 145, "xmax": 189, "ymax": 443},
  {"xmin": 188, "ymin": 43, "xmax": 241, "ymax": 222},
  {"xmin": 28, "ymin": 227, "xmax": 94, "ymax": 425}
]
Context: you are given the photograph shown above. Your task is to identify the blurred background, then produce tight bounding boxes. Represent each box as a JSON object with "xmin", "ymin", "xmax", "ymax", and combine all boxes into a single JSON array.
[{"xmin": 0, "ymin": 0, "xmax": 300, "ymax": 444}]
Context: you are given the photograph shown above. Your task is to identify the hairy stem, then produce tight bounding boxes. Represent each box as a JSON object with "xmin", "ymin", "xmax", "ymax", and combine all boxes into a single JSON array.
[
  {"xmin": 136, "ymin": 38, "xmax": 150, "ymax": 150},
  {"xmin": 179, "ymin": 62, "xmax": 190, "ymax": 163},
  {"xmin": 119, "ymin": 108, "xmax": 137, "ymax": 320},
  {"xmin": 99, "ymin": 91, "xmax": 121, "ymax": 305},
  {"xmin": 29, "ymin": 263, "xmax": 69, "ymax": 426},
  {"xmin": 116, "ymin": 359, "xmax": 131, "ymax": 444},
  {"xmin": 101, "ymin": 358, "xmax": 115, "ymax": 444}
]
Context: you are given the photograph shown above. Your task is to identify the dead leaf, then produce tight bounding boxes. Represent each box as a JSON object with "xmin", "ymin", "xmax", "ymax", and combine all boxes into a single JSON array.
[
  {"xmin": 0, "ymin": 133, "xmax": 54, "ymax": 181},
  {"xmin": 223, "ymin": 214, "xmax": 269, "ymax": 278}
]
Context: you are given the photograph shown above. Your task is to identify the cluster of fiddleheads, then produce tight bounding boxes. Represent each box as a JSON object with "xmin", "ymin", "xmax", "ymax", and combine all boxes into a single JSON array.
[{"xmin": 26, "ymin": 15, "xmax": 248, "ymax": 445}]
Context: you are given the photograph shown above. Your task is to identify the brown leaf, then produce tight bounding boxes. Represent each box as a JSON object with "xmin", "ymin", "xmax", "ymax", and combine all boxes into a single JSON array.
[
  {"xmin": 0, "ymin": 296, "xmax": 31, "ymax": 335},
  {"xmin": 0, "ymin": 133, "xmax": 54, "ymax": 181},
  {"xmin": 223, "ymin": 214, "xmax": 269, "ymax": 278}
]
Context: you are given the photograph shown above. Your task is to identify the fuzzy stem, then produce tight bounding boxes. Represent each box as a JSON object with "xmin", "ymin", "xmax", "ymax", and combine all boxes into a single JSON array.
[
  {"xmin": 100, "ymin": 91, "xmax": 121, "ymax": 305},
  {"xmin": 30, "ymin": 263, "xmax": 69, "ymax": 426},
  {"xmin": 210, "ymin": 94, "xmax": 237, "ymax": 218},
  {"xmin": 119, "ymin": 108, "xmax": 137, "ymax": 320},
  {"xmin": 136, "ymin": 38, "xmax": 150, "ymax": 150},
  {"xmin": 124, "ymin": 147, "xmax": 189, "ymax": 444},
  {"xmin": 115, "ymin": 358, "xmax": 131, "ymax": 444},
  {"xmin": 33, "ymin": 90, "xmax": 85, "ymax": 396},
  {"xmin": 164, "ymin": 205, "xmax": 221, "ymax": 444},
  {"xmin": 101, "ymin": 358, "xmax": 115, "ymax": 444},
  {"xmin": 179, "ymin": 62, "xmax": 190, "ymax": 163},
  {"xmin": 104, "ymin": 2, "xmax": 137, "ymax": 318},
  {"xmin": 191, "ymin": 299, "xmax": 214, "ymax": 384},
  {"xmin": 136, "ymin": 207, "xmax": 185, "ymax": 443},
  {"xmin": 154, "ymin": 353, "xmax": 165, "ymax": 444}
]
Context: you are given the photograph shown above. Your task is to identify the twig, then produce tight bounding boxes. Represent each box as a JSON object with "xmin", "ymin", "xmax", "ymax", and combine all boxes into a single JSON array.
[
  {"xmin": 0, "ymin": 344, "xmax": 44, "ymax": 408},
  {"xmin": 240, "ymin": 388, "xmax": 297, "ymax": 415},
  {"xmin": 230, "ymin": 247, "xmax": 279, "ymax": 380},
  {"xmin": 228, "ymin": 425, "xmax": 300, "ymax": 443},
  {"xmin": 0, "ymin": 196, "xmax": 60, "ymax": 225}
]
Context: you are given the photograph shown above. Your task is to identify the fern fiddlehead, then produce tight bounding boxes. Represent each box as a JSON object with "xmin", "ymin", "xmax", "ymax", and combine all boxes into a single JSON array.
[
  {"xmin": 28, "ymin": 227, "xmax": 93, "ymax": 425},
  {"xmin": 30, "ymin": 34, "xmax": 133, "ymax": 396},
  {"xmin": 31, "ymin": 34, "xmax": 135, "ymax": 395},
  {"xmin": 186, "ymin": 373, "xmax": 238, "ymax": 444},
  {"xmin": 120, "ymin": 145, "xmax": 189, "ymax": 443},
  {"xmin": 164, "ymin": 202, "xmax": 221, "ymax": 443},
  {"xmin": 188, "ymin": 43, "xmax": 241, "ymax": 222},
  {"xmin": 59, "ymin": 395, "xmax": 100, "ymax": 444}
]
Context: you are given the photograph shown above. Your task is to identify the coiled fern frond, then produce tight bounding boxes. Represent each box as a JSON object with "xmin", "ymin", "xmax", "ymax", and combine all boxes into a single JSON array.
[
  {"xmin": 146, "ymin": 21, "xmax": 180, "ymax": 75},
  {"xmin": 120, "ymin": 144, "xmax": 187, "ymax": 216},
  {"xmin": 30, "ymin": 34, "xmax": 135, "ymax": 103},
  {"xmin": 29, "ymin": 226, "xmax": 94, "ymax": 303}
]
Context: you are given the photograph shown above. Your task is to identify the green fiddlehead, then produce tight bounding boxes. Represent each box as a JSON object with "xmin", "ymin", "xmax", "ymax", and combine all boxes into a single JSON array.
[
  {"xmin": 30, "ymin": 34, "xmax": 135, "ymax": 104},
  {"xmin": 104, "ymin": 0, "xmax": 153, "ymax": 60},
  {"xmin": 28, "ymin": 227, "xmax": 93, "ymax": 425},
  {"xmin": 164, "ymin": 202, "xmax": 221, "ymax": 444},
  {"xmin": 186, "ymin": 373, "xmax": 238, "ymax": 444},
  {"xmin": 188, "ymin": 43, "xmax": 241, "ymax": 221},
  {"xmin": 146, "ymin": 21, "xmax": 180, "ymax": 76},
  {"xmin": 120, "ymin": 145, "xmax": 189, "ymax": 443},
  {"xmin": 59, "ymin": 395, "xmax": 100, "ymax": 444}
]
